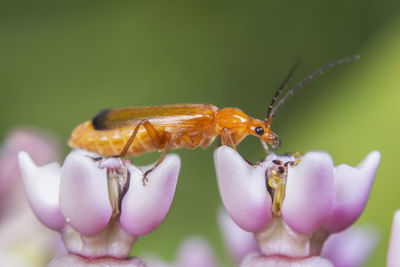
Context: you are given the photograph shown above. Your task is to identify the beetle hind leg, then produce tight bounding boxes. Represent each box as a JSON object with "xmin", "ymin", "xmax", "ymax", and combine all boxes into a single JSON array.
[
  {"xmin": 119, "ymin": 119, "xmax": 161, "ymax": 157},
  {"xmin": 142, "ymin": 132, "xmax": 182, "ymax": 186}
]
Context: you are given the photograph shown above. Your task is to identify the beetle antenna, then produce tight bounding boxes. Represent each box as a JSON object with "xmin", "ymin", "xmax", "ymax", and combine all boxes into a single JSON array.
[
  {"xmin": 269, "ymin": 54, "xmax": 360, "ymax": 120},
  {"xmin": 265, "ymin": 59, "xmax": 301, "ymax": 122}
]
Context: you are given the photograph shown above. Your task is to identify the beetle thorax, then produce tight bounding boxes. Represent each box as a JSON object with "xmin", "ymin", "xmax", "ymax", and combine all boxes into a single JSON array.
[{"xmin": 215, "ymin": 108, "xmax": 250, "ymax": 132}]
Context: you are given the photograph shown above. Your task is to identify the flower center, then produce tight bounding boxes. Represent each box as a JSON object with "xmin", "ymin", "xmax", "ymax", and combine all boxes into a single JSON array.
[
  {"xmin": 106, "ymin": 165, "xmax": 130, "ymax": 217},
  {"xmin": 267, "ymin": 155, "xmax": 301, "ymax": 216}
]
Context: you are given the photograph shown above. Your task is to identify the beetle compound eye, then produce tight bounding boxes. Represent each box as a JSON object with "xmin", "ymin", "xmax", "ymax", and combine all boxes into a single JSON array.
[{"xmin": 255, "ymin": 127, "xmax": 264, "ymax": 136}]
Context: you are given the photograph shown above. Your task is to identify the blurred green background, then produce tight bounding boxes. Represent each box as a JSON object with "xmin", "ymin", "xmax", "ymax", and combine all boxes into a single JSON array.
[{"xmin": 1, "ymin": 1, "xmax": 400, "ymax": 266}]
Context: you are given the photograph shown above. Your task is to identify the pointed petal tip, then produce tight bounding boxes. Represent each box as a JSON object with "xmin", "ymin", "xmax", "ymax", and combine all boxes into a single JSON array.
[
  {"xmin": 18, "ymin": 150, "xmax": 34, "ymax": 172},
  {"xmin": 357, "ymin": 150, "xmax": 381, "ymax": 172},
  {"xmin": 18, "ymin": 150, "xmax": 61, "ymax": 173}
]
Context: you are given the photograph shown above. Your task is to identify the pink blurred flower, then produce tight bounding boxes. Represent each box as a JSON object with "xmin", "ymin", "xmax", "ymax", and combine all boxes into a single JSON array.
[
  {"xmin": 0, "ymin": 128, "xmax": 60, "ymax": 216},
  {"xmin": 387, "ymin": 210, "xmax": 400, "ymax": 267},
  {"xmin": 18, "ymin": 149, "xmax": 181, "ymax": 266},
  {"xmin": 214, "ymin": 146, "xmax": 380, "ymax": 266},
  {"xmin": 218, "ymin": 208, "xmax": 259, "ymax": 263},
  {"xmin": 145, "ymin": 236, "xmax": 219, "ymax": 267},
  {"xmin": 321, "ymin": 225, "xmax": 379, "ymax": 267},
  {"xmin": 0, "ymin": 128, "xmax": 63, "ymax": 267}
]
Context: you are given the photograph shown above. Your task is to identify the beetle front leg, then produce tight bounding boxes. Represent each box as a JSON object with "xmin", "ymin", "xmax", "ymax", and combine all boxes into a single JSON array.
[
  {"xmin": 221, "ymin": 128, "xmax": 238, "ymax": 151},
  {"xmin": 260, "ymin": 139, "xmax": 271, "ymax": 154},
  {"xmin": 221, "ymin": 128, "xmax": 262, "ymax": 168}
]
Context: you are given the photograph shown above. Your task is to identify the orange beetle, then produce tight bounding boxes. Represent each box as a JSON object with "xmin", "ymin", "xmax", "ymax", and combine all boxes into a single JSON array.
[{"xmin": 69, "ymin": 55, "xmax": 359, "ymax": 184}]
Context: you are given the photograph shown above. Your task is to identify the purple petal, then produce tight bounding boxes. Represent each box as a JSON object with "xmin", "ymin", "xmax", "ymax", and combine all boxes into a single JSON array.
[
  {"xmin": 388, "ymin": 210, "xmax": 400, "ymax": 267},
  {"xmin": 324, "ymin": 151, "xmax": 381, "ymax": 233},
  {"xmin": 59, "ymin": 151, "xmax": 112, "ymax": 235},
  {"xmin": 282, "ymin": 152, "xmax": 335, "ymax": 235},
  {"xmin": 218, "ymin": 208, "xmax": 258, "ymax": 263},
  {"xmin": 176, "ymin": 236, "xmax": 218, "ymax": 267},
  {"xmin": 214, "ymin": 146, "xmax": 272, "ymax": 232},
  {"xmin": 18, "ymin": 151, "xmax": 66, "ymax": 230},
  {"xmin": 321, "ymin": 225, "xmax": 378, "ymax": 267},
  {"xmin": 119, "ymin": 154, "xmax": 180, "ymax": 236}
]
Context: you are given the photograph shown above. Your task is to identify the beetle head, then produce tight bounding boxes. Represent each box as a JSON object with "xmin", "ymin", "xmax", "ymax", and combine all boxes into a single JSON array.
[{"xmin": 249, "ymin": 119, "xmax": 280, "ymax": 150}]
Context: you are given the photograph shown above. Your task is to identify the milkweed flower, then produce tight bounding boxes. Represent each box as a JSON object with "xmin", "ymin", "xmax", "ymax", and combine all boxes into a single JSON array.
[
  {"xmin": 18, "ymin": 149, "xmax": 181, "ymax": 266},
  {"xmin": 214, "ymin": 146, "xmax": 380, "ymax": 266},
  {"xmin": 218, "ymin": 205, "xmax": 378, "ymax": 267}
]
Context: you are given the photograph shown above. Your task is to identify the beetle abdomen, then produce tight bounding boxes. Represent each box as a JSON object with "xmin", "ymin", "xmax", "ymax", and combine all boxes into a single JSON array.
[{"xmin": 69, "ymin": 120, "xmax": 217, "ymax": 157}]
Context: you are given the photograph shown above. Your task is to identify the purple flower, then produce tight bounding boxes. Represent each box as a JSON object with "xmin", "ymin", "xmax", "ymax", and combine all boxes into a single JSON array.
[
  {"xmin": 214, "ymin": 146, "xmax": 380, "ymax": 266},
  {"xmin": 18, "ymin": 149, "xmax": 181, "ymax": 266}
]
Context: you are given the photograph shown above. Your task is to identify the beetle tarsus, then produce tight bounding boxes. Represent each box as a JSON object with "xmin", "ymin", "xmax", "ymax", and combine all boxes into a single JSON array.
[
  {"xmin": 142, "ymin": 166, "xmax": 156, "ymax": 186},
  {"xmin": 248, "ymin": 160, "xmax": 263, "ymax": 168},
  {"xmin": 142, "ymin": 174, "xmax": 149, "ymax": 186}
]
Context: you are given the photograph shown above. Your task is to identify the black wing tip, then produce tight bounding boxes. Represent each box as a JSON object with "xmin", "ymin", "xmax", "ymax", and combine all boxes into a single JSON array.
[{"xmin": 92, "ymin": 109, "xmax": 111, "ymax": 130}]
